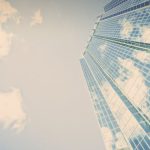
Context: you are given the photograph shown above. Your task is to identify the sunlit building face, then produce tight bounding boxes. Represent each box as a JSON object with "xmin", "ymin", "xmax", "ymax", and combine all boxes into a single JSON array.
[{"xmin": 80, "ymin": 0, "xmax": 150, "ymax": 149}]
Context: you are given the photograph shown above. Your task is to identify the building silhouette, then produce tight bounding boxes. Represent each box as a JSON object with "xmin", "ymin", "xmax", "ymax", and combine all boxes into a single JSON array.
[{"xmin": 80, "ymin": 0, "xmax": 150, "ymax": 149}]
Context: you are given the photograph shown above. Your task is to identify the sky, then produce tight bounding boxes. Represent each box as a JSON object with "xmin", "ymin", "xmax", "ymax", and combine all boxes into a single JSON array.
[{"xmin": 0, "ymin": 0, "xmax": 108, "ymax": 149}]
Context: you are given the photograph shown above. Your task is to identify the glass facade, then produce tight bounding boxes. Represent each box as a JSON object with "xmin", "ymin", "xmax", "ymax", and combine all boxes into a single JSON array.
[{"xmin": 80, "ymin": 0, "xmax": 150, "ymax": 149}]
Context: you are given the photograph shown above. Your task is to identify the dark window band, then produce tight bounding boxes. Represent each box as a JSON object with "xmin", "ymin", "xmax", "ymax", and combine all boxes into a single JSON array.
[
  {"xmin": 100, "ymin": 1, "xmax": 150, "ymax": 21},
  {"xmin": 104, "ymin": 0, "xmax": 128, "ymax": 12}
]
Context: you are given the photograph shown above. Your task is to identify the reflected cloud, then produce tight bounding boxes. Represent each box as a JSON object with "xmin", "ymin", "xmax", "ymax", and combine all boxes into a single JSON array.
[
  {"xmin": 98, "ymin": 43, "xmax": 107, "ymax": 53},
  {"xmin": 134, "ymin": 51, "xmax": 150, "ymax": 63},
  {"xmin": 101, "ymin": 127, "xmax": 113, "ymax": 150},
  {"xmin": 120, "ymin": 19, "xmax": 133, "ymax": 38},
  {"xmin": 116, "ymin": 58, "xmax": 147, "ymax": 107},
  {"xmin": 141, "ymin": 26, "xmax": 150, "ymax": 43}
]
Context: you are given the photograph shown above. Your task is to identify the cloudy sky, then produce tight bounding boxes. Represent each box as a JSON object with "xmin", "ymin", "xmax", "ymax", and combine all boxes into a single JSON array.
[{"xmin": 0, "ymin": 0, "xmax": 108, "ymax": 149}]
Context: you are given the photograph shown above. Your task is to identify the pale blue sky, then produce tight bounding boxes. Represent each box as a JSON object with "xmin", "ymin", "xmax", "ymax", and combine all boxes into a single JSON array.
[{"xmin": 0, "ymin": 0, "xmax": 108, "ymax": 149}]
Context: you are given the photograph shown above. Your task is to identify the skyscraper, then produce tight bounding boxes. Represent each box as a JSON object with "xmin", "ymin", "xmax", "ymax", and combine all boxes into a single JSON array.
[{"xmin": 80, "ymin": 0, "xmax": 150, "ymax": 149}]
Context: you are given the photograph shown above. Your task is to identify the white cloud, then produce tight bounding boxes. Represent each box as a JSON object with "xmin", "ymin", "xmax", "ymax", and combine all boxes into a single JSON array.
[
  {"xmin": 120, "ymin": 19, "xmax": 133, "ymax": 38},
  {"xmin": 0, "ymin": 0, "xmax": 20, "ymax": 24},
  {"xmin": 0, "ymin": 88, "xmax": 27, "ymax": 132},
  {"xmin": 0, "ymin": 0, "xmax": 21, "ymax": 59},
  {"xmin": 141, "ymin": 26, "xmax": 150, "ymax": 43},
  {"xmin": 0, "ymin": 26, "xmax": 14, "ymax": 59},
  {"xmin": 30, "ymin": 9, "xmax": 43, "ymax": 27}
]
